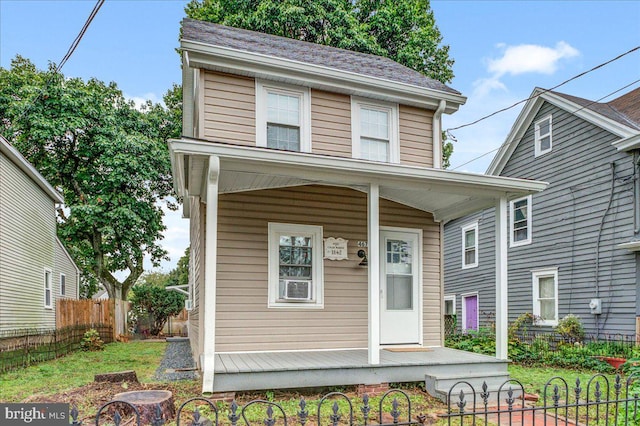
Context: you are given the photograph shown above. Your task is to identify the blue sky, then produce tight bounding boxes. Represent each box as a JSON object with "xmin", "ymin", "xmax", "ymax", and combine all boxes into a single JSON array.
[{"xmin": 2, "ymin": 0, "xmax": 639, "ymax": 272}]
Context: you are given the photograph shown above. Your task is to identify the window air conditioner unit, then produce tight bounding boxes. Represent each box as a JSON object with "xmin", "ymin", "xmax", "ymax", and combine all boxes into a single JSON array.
[
  {"xmin": 185, "ymin": 299, "xmax": 193, "ymax": 311},
  {"xmin": 283, "ymin": 280, "xmax": 313, "ymax": 301}
]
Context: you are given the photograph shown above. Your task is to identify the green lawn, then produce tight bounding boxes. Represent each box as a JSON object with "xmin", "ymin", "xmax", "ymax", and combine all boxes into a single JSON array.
[{"xmin": 0, "ymin": 341, "xmax": 167, "ymax": 402}]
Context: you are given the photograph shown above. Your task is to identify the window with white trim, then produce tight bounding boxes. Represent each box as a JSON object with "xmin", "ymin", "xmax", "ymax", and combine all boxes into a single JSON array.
[
  {"xmin": 510, "ymin": 195, "xmax": 532, "ymax": 247},
  {"xmin": 60, "ymin": 273, "xmax": 66, "ymax": 296},
  {"xmin": 444, "ymin": 295, "xmax": 456, "ymax": 315},
  {"xmin": 268, "ymin": 223, "xmax": 324, "ymax": 308},
  {"xmin": 535, "ymin": 115, "xmax": 552, "ymax": 156},
  {"xmin": 461, "ymin": 222, "xmax": 478, "ymax": 269},
  {"xmin": 256, "ymin": 80, "xmax": 311, "ymax": 152},
  {"xmin": 351, "ymin": 97, "xmax": 399, "ymax": 163},
  {"xmin": 532, "ymin": 268, "xmax": 558, "ymax": 326},
  {"xmin": 44, "ymin": 269, "xmax": 52, "ymax": 309}
]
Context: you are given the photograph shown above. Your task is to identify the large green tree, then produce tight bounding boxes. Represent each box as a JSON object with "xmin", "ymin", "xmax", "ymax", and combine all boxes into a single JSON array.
[
  {"xmin": 184, "ymin": 0, "xmax": 455, "ymax": 164},
  {"xmin": 0, "ymin": 57, "xmax": 181, "ymax": 323}
]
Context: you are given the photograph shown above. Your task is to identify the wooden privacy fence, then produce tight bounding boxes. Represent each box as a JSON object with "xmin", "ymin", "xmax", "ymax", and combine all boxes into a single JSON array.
[{"xmin": 56, "ymin": 299, "xmax": 115, "ymax": 338}]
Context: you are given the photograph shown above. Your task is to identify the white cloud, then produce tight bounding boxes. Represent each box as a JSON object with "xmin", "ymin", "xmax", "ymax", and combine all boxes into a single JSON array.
[
  {"xmin": 123, "ymin": 92, "xmax": 163, "ymax": 111},
  {"xmin": 472, "ymin": 41, "xmax": 580, "ymax": 98},
  {"xmin": 488, "ymin": 41, "xmax": 580, "ymax": 76}
]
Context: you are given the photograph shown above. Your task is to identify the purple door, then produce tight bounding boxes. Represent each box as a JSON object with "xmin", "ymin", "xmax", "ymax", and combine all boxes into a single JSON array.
[{"xmin": 464, "ymin": 295, "xmax": 478, "ymax": 330}]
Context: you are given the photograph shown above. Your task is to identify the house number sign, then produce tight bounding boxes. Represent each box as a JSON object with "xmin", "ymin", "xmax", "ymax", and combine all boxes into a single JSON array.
[{"xmin": 323, "ymin": 237, "xmax": 349, "ymax": 260}]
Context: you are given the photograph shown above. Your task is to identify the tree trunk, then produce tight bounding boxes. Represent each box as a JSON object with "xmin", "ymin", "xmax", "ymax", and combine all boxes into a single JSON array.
[
  {"xmin": 113, "ymin": 287, "xmax": 127, "ymax": 336},
  {"xmin": 112, "ymin": 390, "xmax": 175, "ymax": 425}
]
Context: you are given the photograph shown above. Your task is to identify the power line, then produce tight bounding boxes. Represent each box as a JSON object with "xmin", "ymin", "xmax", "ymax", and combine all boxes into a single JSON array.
[
  {"xmin": 14, "ymin": 0, "xmax": 104, "ymax": 122},
  {"xmin": 446, "ymin": 45, "xmax": 640, "ymax": 134},
  {"xmin": 450, "ymin": 79, "xmax": 640, "ymax": 171}
]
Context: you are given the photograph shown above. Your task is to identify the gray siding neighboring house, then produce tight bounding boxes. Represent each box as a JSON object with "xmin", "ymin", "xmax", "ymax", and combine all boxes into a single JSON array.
[
  {"xmin": 444, "ymin": 87, "xmax": 640, "ymax": 337},
  {"xmin": 0, "ymin": 135, "xmax": 79, "ymax": 332}
]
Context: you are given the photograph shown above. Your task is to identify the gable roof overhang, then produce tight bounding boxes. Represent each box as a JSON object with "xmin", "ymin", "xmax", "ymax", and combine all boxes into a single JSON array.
[
  {"xmin": 181, "ymin": 40, "xmax": 467, "ymax": 115},
  {"xmin": 487, "ymin": 88, "xmax": 640, "ymax": 175},
  {"xmin": 0, "ymin": 135, "xmax": 63, "ymax": 203},
  {"xmin": 169, "ymin": 138, "xmax": 547, "ymax": 223}
]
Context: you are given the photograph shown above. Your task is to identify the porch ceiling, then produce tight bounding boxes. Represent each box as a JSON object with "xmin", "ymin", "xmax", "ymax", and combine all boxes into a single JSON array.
[{"xmin": 169, "ymin": 138, "xmax": 547, "ymax": 222}]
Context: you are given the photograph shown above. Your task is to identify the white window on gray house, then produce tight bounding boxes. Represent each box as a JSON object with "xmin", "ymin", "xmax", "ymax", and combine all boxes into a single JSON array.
[
  {"xmin": 256, "ymin": 80, "xmax": 310, "ymax": 152},
  {"xmin": 351, "ymin": 98, "xmax": 399, "ymax": 163},
  {"xmin": 510, "ymin": 195, "xmax": 532, "ymax": 247},
  {"xmin": 444, "ymin": 295, "xmax": 456, "ymax": 315},
  {"xmin": 268, "ymin": 223, "xmax": 324, "ymax": 308},
  {"xmin": 535, "ymin": 115, "xmax": 552, "ymax": 156},
  {"xmin": 461, "ymin": 222, "xmax": 478, "ymax": 269},
  {"xmin": 60, "ymin": 273, "xmax": 66, "ymax": 296},
  {"xmin": 44, "ymin": 269, "xmax": 52, "ymax": 309},
  {"xmin": 532, "ymin": 268, "xmax": 558, "ymax": 326}
]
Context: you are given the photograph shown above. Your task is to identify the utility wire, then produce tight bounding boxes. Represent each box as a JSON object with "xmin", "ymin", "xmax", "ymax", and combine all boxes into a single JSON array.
[
  {"xmin": 450, "ymin": 79, "xmax": 640, "ymax": 171},
  {"xmin": 446, "ymin": 45, "xmax": 640, "ymax": 134},
  {"xmin": 14, "ymin": 0, "xmax": 104, "ymax": 122}
]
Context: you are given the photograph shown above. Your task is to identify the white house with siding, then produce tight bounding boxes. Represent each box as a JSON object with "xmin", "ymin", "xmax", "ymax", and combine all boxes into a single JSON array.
[
  {"xmin": 0, "ymin": 135, "xmax": 80, "ymax": 332},
  {"xmin": 169, "ymin": 19, "xmax": 547, "ymax": 397}
]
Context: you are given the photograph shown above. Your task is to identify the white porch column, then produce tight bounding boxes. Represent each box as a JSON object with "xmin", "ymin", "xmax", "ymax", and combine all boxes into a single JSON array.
[
  {"xmin": 368, "ymin": 183, "xmax": 381, "ymax": 364},
  {"xmin": 495, "ymin": 196, "xmax": 508, "ymax": 360},
  {"xmin": 202, "ymin": 156, "xmax": 220, "ymax": 394}
]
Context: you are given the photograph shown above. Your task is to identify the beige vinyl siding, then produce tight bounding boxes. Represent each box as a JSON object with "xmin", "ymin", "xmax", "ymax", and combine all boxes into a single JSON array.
[
  {"xmin": 189, "ymin": 196, "xmax": 203, "ymax": 365},
  {"xmin": 399, "ymin": 105, "xmax": 433, "ymax": 168},
  {"xmin": 203, "ymin": 71, "xmax": 256, "ymax": 145},
  {"xmin": 311, "ymin": 90, "xmax": 352, "ymax": 158},
  {"xmin": 54, "ymin": 239, "xmax": 78, "ymax": 300},
  {"xmin": 0, "ymin": 152, "xmax": 57, "ymax": 332},
  {"xmin": 214, "ymin": 185, "xmax": 440, "ymax": 352}
]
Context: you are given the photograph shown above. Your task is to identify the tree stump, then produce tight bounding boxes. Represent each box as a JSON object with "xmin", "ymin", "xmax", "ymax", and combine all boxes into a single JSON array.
[
  {"xmin": 94, "ymin": 370, "xmax": 139, "ymax": 383},
  {"xmin": 111, "ymin": 390, "xmax": 176, "ymax": 425}
]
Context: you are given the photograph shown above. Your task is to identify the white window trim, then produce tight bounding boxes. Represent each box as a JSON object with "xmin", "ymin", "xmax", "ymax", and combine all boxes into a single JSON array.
[
  {"xmin": 60, "ymin": 273, "xmax": 66, "ymax": 296},
  {"xmin": 532, "ymin": 268, "xmax": 559, "ymax": 326},
  {"xmin": 256, "ymin": 79, "xmax": 311, "ymax": 152},
  {"xmin": 461, "ymin": 292, "xmax": 479, "ymax": 331},
  {"xmin": 461, "ymin": 222, "xmax": 479, "ymax": 269},
  {"xmin": 510, "ymin": 195, "xmax": 532, "ymax": 247},
  {"xmin": 534, "ymin": 114, "xmax": 553, "ymax": 157},
  {"xmin": 268, "ymin": 222, "xmax": 324, "ymax": 309},
  {"xmin": 44, "ymin": 268, "xmax": 52, "ymax": 309},
  {"xmin": 444, "ymin": 295, "xmax": 456, "ymax": 316},
  {"xmin": 351, "ymin": 96, "xmax": 399, "ymax": 163}
]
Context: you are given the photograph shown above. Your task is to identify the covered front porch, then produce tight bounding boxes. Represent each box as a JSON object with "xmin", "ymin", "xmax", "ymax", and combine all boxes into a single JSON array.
[{"xmin": 213, "ymin": 347, "xmax": 509, "ymax": 401}]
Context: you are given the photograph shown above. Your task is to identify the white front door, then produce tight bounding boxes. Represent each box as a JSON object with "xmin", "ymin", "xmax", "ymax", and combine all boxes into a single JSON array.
[{"xmin": 380, "ymin": 229, "xmax": 421, "ymax": 345}]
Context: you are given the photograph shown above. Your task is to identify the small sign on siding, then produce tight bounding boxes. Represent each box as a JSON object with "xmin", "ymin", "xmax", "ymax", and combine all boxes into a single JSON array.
[{"xmin": 323, "ymin": 237, "xmax": 349, "ymax": 260}]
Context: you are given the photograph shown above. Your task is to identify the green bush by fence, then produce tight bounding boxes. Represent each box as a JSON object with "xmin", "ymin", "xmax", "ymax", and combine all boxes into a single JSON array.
[{"xmin": 0, "ymin": 324, "xmax": 113, "ymax": 373}]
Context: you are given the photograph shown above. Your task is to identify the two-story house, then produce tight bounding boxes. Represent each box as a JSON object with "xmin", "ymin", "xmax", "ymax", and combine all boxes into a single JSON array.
[
  {"xmin": 0, "ymin": 135, "xmax": 80, "ymax": 332},
  {"xmin": 169, "ymin": 19, "xmax": 546, "ymax": 396},
  {"xmin": 444, "ymin": 87, "xmax": 640, "ymax": 338}
]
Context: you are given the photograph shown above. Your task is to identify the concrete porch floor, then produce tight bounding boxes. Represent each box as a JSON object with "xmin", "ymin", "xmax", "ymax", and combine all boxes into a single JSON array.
[{"xmin": 212, "ymin": 347, "xmax": 510, "ymax": 399}]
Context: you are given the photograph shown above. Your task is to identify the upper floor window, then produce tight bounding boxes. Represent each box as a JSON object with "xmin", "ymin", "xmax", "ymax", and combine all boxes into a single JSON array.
[
  {"xmin": 256, "ymin": 80, "xmax": 311, "ymax": 152},
  {"xmin": 268, "ymin": 223, "xmax": 324, "ymax": 308},
  {"xmin": 510, "ymin": 195, "xmax": 532, "ymax": 247},
  {"xmin": 532, "ymin": 268, "xmax": 558, "ymax": 326},
  {"xmin": 534, "ymin": 115, "xmax": 552, "ymax": 157},
  {"xmin": 351, "ymin": 97, "xmax": 399, "ymax": 163},
  {"xmin": 461, "ymin": 222, "xmax": 478, "ymax": 269},
  {"xmin": 44, "ymin": 269, "xmax": 52, "ymax": 309},
  {"xmin": 60, "ymin": 273, "xmax": 66, "ymax": 296}
]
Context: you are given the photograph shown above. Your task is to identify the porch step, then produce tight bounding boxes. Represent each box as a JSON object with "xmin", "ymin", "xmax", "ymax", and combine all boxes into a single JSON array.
[{"xmin": 425, "ymin": 364, "xmax": 514, "ymax": 403}]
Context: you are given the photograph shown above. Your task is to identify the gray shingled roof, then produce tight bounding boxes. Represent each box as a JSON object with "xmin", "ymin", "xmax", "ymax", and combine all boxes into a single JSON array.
[
  {"xmin": 182, "ymin": 18, "xmax": 460, "ymax": 96},
  {"xmin": 550, "ymin": 88, "xmax": 640, "ymax": 131}
]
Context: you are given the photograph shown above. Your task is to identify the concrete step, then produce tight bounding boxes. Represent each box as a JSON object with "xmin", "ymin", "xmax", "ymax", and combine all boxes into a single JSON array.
[
  {"xmin": 426, "ymin": 371, "xmax": 520, "ymax": 404},
  {"xmin": 425, "ymin": 361, "xmax": 508, "ymax": 377}
]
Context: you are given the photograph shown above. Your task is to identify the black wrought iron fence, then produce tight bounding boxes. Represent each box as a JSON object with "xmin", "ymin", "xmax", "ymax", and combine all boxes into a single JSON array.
[
  {"xmin": 440, "ymin": 373, "xmax": 640, "ymax": 425},
  {"xmin": 67, "ymin": 389, "xmax": 424, "ymax": 426},
  {"xmin": 0, "ymin": 323, "xmax": 113, "ymax": 372}
]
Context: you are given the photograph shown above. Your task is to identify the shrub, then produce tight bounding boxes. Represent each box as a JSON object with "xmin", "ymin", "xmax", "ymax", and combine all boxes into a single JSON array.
[
  {"xmin": 80, "ymin": 328, "xmax": 104, "ymax": 352},
  {"xmin": 555, "ymin": 314, "xmax": 585, "ymax": 343}
]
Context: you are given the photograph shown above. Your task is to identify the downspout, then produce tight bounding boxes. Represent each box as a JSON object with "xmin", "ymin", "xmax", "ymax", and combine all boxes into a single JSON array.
[{"xmin": 432, "ymin": 100, "xmax": 446, "ymax": 169}]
